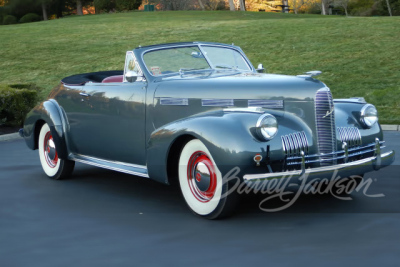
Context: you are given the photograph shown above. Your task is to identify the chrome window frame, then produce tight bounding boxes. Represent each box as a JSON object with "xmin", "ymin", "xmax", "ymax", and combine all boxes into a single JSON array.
[
  {"xmin": 123, "ymin": 51, "xmax": 145, "ymax": 83},
  {"xmin": 198, "ymin": 44, "xmax": 252, "ymax": 71},
  {"xmin": 140, "ymin": 44, "xmax": 255, "ymax": 78}
]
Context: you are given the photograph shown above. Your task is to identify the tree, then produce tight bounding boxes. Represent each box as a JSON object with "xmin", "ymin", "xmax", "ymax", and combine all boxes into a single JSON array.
[
  {"xmin": 41, "ymin": 1, "xmax": 48, "ymax": 20},
  {"xmin": 321, "ymin": 0, "xmax": 326, "ymax": 14},
  {"xmin": 239, "ymin": 0, "xmax": 246, "ymax": 10},
  {"xmin": 385, "ymin": 0, "xmax": 392, "ymax": 15},
  {"xmin": 198, "ymin": 0, "xmax": 205, "ymax": 9},
  {"xmin": 76, "ymin": 0, "xmax": 83, "ymax": 15},
  {"xmin": 334, "ymin": 0, "xmax": 349, "ymax": 15},
  {"xmin": 290, "ymin": 0, "xmax": 304, "ymax": 13},
  {"xmin": 39, "ymin": 0, "xmax": 53, "ymax": 20},
  {"xmin": 318, "ymin": 0, "xmax": 333, "ymax": 14},
  {"xmin": 228, "ymin": 0, "xmax": 235, "ymax": 10}
]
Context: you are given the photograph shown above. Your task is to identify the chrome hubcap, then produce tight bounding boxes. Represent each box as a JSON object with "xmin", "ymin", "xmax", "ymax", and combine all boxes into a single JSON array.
[
  {"xmin": 44, "ymin": 131, "xmax": 58, "ymax": 168},
  {"xmin": 187, "ymin": 151, "xmax": 217, "ymax": 202}
]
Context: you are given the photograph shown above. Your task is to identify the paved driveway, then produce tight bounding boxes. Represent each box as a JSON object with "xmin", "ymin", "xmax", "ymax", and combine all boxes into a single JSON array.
[{"xmin": 1, "ymin": 132, "xmax": 399, "ymax": 266}]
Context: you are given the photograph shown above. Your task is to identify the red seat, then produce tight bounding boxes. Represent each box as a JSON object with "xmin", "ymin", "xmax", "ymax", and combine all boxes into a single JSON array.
[{"xmin": 102, "ymin": 75, "xmax": 124, "ymax": 83}]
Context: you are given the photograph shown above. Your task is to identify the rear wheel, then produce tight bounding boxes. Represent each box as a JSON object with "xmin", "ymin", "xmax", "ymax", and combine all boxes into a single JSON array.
[
  {"xmin": 178, "ymin": 139, "xmax": 239, "ymax": 219},
  {"xmin": 38, "ymin": 123, "xmax": 74, "ymax": 180}
]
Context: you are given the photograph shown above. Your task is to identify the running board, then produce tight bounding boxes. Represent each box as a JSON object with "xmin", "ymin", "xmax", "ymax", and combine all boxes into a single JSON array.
[{"xmin": 69, "ymin": 154, "xmax": 149, "ymax": 178}]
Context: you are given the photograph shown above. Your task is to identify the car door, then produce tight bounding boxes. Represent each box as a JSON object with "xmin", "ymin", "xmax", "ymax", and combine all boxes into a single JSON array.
[{"xmin": 65, "ymin": 52, "xmax": 147, "ymax": 165}]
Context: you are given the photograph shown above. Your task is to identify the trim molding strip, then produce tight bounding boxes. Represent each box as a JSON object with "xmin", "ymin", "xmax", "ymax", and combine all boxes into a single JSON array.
[
  {"xmin": 160, "ymin": 98, "xmax": 188, "ymax": 106},
  {"xmin": 70, "ymin": 154, "xmax": 149, "ymax": 178},
  {"xmin": 248, "ymin": 100, "xmax": 284, "ymax": 109},
  {"xmin": 202, "ymin": 99, "xmax": 234, "ymax": 107}
]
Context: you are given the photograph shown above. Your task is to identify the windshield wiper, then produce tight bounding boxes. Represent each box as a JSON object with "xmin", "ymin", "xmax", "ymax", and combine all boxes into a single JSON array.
[
  {"xmin": 214, "ymin": 64, "xmax": 237, "ymax": 70},
  {"xmin": 179, "ymin": 68, "xmax": 212, "ymax": 75}
]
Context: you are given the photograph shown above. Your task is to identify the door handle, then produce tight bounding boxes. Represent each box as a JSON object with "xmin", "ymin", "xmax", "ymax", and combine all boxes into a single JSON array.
[{"xmin": 80, "ymin": 92, "xmax": 91, "ymax": 97}]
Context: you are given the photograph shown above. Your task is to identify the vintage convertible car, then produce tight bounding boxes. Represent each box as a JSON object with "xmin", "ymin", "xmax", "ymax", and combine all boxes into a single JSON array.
[{"xmin": 21, "ymin": 42, "xmax": 395, "ymax": 219}]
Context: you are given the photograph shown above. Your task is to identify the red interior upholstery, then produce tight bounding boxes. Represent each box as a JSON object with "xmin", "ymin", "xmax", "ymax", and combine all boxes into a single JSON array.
[{"xmin": 102, "ymin": 75, "xmax": 124, "ymax": 83}]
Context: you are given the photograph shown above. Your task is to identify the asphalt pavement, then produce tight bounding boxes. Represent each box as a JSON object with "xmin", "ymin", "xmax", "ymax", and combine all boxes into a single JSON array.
[{"xmin": 1, "ymin": 131, "xmax": 399, "ymax": 267}]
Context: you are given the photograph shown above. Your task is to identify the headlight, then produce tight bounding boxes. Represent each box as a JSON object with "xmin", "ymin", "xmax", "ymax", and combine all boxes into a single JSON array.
[
  {"xmin": 360, "ymin": 104, "xmax": 378, "ymax": 128},
  {"xmin": 256, "ymin": 114, "xmax": 278, "ymax": 140}
]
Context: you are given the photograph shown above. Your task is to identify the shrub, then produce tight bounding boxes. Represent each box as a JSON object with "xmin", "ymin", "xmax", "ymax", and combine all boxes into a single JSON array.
[
  {"xmin": 0, "ymin": 7, "xmax": 6, "ymax": 25},
  {"xmin": 0, "ymin": 84, "xmax": 39, "ymax": 126},
  {"xmin": 116, "ymin": 0, "xmax": 142, "ymax": 11},
  {"xmin": 19, "ymin": 13, "xmax": 41, "ymax": 24},
  {"xmin": 3, "ymin": 15, "xmax": 17, "ymax": 25},
  {"xmin": 94, "ymin": 0, "xmax": 116, "ymax": 12}
]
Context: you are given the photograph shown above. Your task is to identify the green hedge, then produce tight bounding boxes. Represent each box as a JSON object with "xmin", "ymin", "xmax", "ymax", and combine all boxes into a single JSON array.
[
  {"xmin": 3, "ymin": 15, "xmax": 17, "ymax": 25},
  {"xmin": 116, "ymin": 0, "xmax": 142, "ymax": 11},
  {"xmin": 94, "ymin": 0, "xmax": 116, "ymax": 12},
  {"xmin": 94, "ymin": 0, "xmax": 142, "ymax": 12},
  {"xmin": 0, "ymin": 84, "xmax": 39, "ymax": 127},
  {"xmin": 19, "ymin": 13, "xmax": 41, "ymax": 24}
]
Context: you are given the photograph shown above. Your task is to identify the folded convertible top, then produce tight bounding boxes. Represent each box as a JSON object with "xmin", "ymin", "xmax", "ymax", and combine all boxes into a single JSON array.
[{"xmin": 61, "ymin": 70, "xmax": 123, "ymax": 85}]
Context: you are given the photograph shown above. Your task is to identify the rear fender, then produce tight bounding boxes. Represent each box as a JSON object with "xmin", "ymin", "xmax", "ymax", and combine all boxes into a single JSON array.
[{"xmin": 22, "ymin": 99, "xmax": 69, "ymax": 159}]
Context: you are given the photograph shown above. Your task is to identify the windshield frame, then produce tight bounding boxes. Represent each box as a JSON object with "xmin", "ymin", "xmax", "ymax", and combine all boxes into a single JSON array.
[{"xmin": 140, "ymin": 43, "xmax": 255, "ymax": 79}]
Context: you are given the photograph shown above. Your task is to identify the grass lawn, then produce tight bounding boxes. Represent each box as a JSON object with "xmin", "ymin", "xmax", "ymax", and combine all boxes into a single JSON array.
[{"xmin": 0, "ymin": 11, "xmax": 399, "ymax": 124}]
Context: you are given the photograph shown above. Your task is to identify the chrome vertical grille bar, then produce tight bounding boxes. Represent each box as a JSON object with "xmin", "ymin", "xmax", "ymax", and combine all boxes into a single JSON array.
[
  {"xmin": 315, "ymin": 88, "xmax": 336, "ymax": 165},
  {"xmin": 281, "ymin": 131, "xmax": 310, "ymax": 159},
  {"xmin": 337, "ymin": 127, "xmax": 362, "ymax": 147}
]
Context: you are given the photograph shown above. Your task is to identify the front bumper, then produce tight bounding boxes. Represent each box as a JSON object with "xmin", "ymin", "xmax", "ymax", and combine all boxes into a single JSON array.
[{"xmin": 243, "ymin": 139, "xmax": 395, "ymax": 184}]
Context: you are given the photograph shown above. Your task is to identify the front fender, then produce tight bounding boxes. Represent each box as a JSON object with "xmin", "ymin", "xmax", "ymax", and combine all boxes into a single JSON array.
[
  {"xmin": 334, "ymin": 102, "xmax": 383, "ymax": 144},
  {"xmin": 23, "ymin": 99, "xmax": 69, "ymax": 159},
  {"xmin": 146, "ymin": 109, "xmax": 313, "ymax": 184}
]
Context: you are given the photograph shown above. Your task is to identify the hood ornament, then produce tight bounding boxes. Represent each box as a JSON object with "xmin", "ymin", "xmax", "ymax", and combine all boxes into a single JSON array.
[
  {"xmin": 297, "ymin": 70, "xmax": 322, "ymax": 79},
  {"xmin": 322, "ymin": 108, "xmax": 334, "ymax": 118}
]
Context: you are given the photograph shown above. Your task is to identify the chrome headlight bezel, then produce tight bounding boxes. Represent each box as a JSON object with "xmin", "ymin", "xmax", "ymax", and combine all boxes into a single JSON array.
[
  {"xmin": 256, "ymin": 114, "xmax": 278, "ymax": 141},
  {"xmin": 360, "ymin": 104, "xmax": 378, "ymax": 128}
]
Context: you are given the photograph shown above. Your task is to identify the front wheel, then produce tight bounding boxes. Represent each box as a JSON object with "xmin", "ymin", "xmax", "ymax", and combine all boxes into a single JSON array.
[
  {"xmin": 38, "ymin": 123, "xmax": 75, "ymax": 180},
  {"xmin": 178, "ymin": 139, "xmax": 239, "ymax": 219}
]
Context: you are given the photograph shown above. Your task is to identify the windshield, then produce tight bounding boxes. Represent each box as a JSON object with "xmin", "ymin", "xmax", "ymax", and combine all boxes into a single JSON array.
[
  {"xmin": 201, "ymin": 46, "xmax": 251, "ymax": 71},
  {"xmin": 142, "ymin": 45, "xmax": 251, "ymax": 76}
]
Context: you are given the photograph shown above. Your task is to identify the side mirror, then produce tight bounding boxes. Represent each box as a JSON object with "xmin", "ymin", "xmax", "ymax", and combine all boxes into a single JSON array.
[
  {"xmin": 256, "ymin": 63, "xmax": 265, "ymax": 73},
  {"xmin": 125, "ymin": 71, "xmax": 138, "ymax": 83}
]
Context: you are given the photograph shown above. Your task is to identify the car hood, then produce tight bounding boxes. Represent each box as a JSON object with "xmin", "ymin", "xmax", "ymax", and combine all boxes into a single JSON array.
[{"xmin": 154, "ymin": 72, "xmax": 326, "ymax": 102}]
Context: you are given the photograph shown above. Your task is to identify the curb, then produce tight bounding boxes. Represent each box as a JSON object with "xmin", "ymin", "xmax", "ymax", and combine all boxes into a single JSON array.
[
  {"xmin": 0, "ymin": 133, "xmax": 22, "ymax": 142},
  {"xmin": 1, "ymin": 125, "xmax": 399, "ymax": 142},
  {"xmin": 381, "ymin": 125, "xmax": 400, "ymax": 131}
]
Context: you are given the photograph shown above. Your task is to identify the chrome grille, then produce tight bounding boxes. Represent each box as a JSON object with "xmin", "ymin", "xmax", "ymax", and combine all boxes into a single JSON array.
[
  {"xmin": 315, "ymin": 88, "xmax": 336, "ymax": 164},
  {"xmin": 282, "ymin": 131, "xmax": 309, "ymax": 157},
  {"xmin": 337, "ymin": 127, "xmax": 362, "ymax": 147}
]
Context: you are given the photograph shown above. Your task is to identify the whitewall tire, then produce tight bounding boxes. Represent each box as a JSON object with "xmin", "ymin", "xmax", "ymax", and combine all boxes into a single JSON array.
[
  {"xmin": 38, "ymin": 123, "xmax": 74, "ymax": 180},
  {"xmin": 178, "ymin": 139, "xmax": 238, "ymax": 219}
]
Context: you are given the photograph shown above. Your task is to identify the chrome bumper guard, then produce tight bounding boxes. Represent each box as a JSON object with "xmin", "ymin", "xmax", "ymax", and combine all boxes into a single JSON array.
[{"xmin": 243, "ymin": 138, "xmax": 395, "ymax": 183}]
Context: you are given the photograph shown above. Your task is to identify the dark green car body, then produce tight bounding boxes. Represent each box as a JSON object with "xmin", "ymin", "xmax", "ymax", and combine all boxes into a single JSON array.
[{"xmin": 22, "ymin": 42, "xmax": 395, "ymax": 186}]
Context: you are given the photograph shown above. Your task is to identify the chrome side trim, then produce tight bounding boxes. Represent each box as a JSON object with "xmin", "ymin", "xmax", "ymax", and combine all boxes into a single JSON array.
[
  {"xmin": 223, "ymin": 107, "xmax": 265, "ymax": 113},
  {"xmin": 69, "ymin": 154, "xmax": 149, "ymax": 178},
  {"xmin": 243, "ymin": 150, "xmax": 395, "ymax": 182},
  {"xmin": 160, "ymin": 98, "xmax": 188, "ymax": 106},
  {"xmin": 334, "ymin": 98, "xmax": 366, "ymax": 104},
  {"xmin": 202, "ymin": 99, "xmax": 234, "ymax": 107},
  {"xmin": 248, "ymin": 100, "xmax": 283, "ymax": 109}
]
